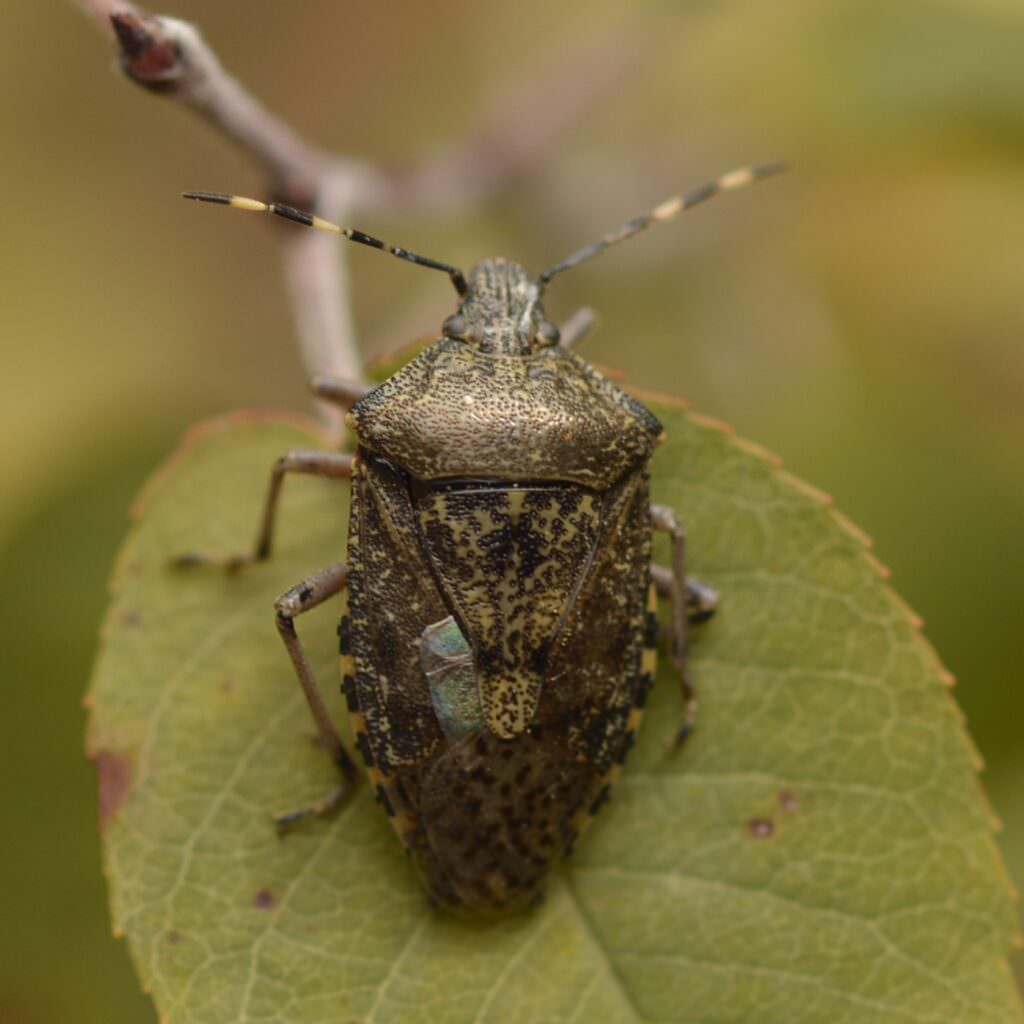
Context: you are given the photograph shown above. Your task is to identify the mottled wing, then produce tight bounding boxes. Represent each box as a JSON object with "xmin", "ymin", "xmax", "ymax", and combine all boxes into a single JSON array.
[
  {"xmin": 541, "ymin": 469, "xmax": 655, "ymax": 776},
  {"xmin": 413, "ymin": 482, "xmax": 603, "ymax": 739},
  {"xmin": 343, "ymin": 455, "xmax": 448, "ymax": 781}
]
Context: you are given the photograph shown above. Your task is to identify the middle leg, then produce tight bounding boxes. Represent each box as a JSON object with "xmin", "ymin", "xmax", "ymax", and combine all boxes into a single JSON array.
[{"xmin": 650, "ymin": 504, "xmax": 717, "ymax": 746}]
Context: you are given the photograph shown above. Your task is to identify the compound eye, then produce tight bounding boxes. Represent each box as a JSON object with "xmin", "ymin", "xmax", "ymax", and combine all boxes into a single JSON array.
[
  {"xmin": 536, "ymin": 320, "xmax": 561, "ymax": 347},
  {"xmin": 442, "ymin": 313, "xmax": 468, "ymax": 339}
]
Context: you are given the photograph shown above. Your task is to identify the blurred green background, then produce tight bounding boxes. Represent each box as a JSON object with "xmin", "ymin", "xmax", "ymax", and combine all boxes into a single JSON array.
[{"xmin": 3, "ymin": 1, "xmax": 1022, "ymax": 1019}]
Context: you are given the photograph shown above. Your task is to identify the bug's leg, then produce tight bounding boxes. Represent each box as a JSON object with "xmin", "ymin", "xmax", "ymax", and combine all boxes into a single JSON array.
[
  {"xmin": 271, "ymin": 561, "xmax": 359, "ymax": 831},
  {"xmin": 651, "ymin": 565, "xmax": 719, "ymax": 625},
  {"xmin": 310, "ymin": 375, "xmax": 372, "ymax": 410},
  {"xmin": 650, "ymin": 504, "xmax": 712, "ymax": 747},
  {"xmin": 173, "ymin": 450, "xmax": 353, "ymax": 571},
  {"xmin": 557, "ymin": 307, "xmax": 597, "ymax": 349},
  {"xmin": 685, "ymin": 577, "xmax": 720, "ymax": 624}
]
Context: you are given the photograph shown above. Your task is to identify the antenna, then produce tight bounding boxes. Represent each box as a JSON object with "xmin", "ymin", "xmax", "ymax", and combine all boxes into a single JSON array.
[
  {"xmin": 537, "ymin": 161, "xmax": 787, "ymax": 290},
  {"xmin": 182, "ymin": 192, "xmax": 469, "ymax": 297}
]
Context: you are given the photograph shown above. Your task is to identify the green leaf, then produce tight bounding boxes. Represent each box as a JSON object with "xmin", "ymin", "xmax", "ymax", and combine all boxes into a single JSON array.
[{"xmin": 87, "ymin": 402, "xmax": 1021, "ymax": 1024}]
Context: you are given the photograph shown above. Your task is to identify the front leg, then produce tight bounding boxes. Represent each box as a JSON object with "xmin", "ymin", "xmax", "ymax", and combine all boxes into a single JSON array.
[
  {"xmin": 173, "ymin": 449, "xmax": 353, "ymax": 570},
  {"xmin": 557, "ymin": 306, "xmax": 597, "ymax": 349},
  {"xmin": 650, "ymin": 504, "xmax": 717, "ymax": 746},
  {"xmin": 310, "ymin": 375, "xmax": 372, "ymax": 410},
  {"xmin": 272, "ymin": 561, "xmax": 359, "ymax": 831}
]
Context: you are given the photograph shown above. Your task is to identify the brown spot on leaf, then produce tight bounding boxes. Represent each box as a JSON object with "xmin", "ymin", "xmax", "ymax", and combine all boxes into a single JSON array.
[
  {"xmin": 748, "ymin": 818, "xmax": 775, "ymax": 839},
  {"xmin": 119, "ymin": 609, "xmax": 142, "ymax": 627},
  {"xmin": 778, "ymin": 790, "xmax": 799, "ymax": 814},
  {"xmin": 254, "ymin": 888, "xmax": 278, "ymax": 911},
  {"xmin": 95, "ymin": 751, "xmax": 133, "ymax": 831},
  {"xmin": 166, "ymin": 930, "xmax": 182, "ymax": 945}
]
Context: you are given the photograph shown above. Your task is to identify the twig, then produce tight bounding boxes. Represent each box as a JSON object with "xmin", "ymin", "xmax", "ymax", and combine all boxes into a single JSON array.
[
  {"xmin": 74, "ymin": 0, "xmax": 136, "ymax": 37},
  {"xmin": 75, "ymin": 1, "xmax": 639, "ymax": 430},
  {"xmin": 104, "ymin": 9, "xmax": 336, "ymax": 204}
]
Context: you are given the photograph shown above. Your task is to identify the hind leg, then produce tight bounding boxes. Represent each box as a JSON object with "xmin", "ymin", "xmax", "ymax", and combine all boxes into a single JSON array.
[{"xmin": 271, "ymin": 561, "xmax": 359, "ymax": 831}]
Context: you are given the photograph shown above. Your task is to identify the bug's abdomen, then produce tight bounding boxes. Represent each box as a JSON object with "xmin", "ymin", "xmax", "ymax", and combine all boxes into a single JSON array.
[
  {"xmin": 345, "ymin": 452, "xmax": 654, "ymax": 913},
  {"xmin": 413, "ymin": 728, "xmax": 594, "ymax": 912}
]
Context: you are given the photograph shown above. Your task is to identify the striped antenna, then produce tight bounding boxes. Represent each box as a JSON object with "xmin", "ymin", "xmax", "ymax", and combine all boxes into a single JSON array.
[
  {"xmin": 182, "ymin": 192, "xmax": 469, "ymax": 297},
  {"xmin": 537, "ymin": 161, "xmax": 787, "ymax": 290}
]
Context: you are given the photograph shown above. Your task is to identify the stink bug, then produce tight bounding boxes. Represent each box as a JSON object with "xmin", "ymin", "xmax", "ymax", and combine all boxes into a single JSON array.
[{"xmin": 178, "ymin": 162, "xmax": 784, "ymax": 914}]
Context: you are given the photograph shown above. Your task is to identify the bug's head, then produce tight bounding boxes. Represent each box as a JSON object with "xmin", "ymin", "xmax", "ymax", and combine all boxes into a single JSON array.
[{"xmin": 441, "ymin": 258, "xmax": 561, "ymax": 356}]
